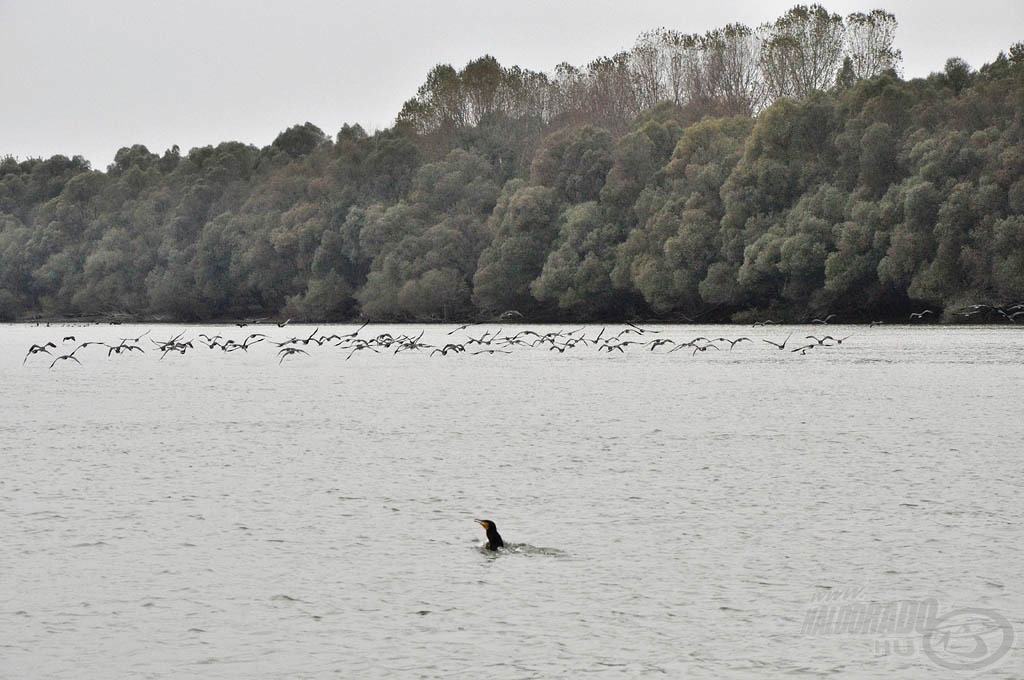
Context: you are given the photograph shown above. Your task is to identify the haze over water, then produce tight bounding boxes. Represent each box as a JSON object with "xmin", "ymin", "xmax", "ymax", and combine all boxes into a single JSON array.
[{"xmin": 2, "ymin": 323, "xmax": 1022, "ymax": 678}]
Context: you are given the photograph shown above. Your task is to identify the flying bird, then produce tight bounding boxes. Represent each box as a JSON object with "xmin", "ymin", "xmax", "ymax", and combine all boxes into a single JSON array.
[
  {"xmin": 691, "ymin": 343, "xmax": 720, "ymax": 356},
  {"xmin": 431, "ymin": 343, "xmax": 465, "ymax": 356},
  {"xmin": 107, "ymin": 343, "xmax": 145, "ymax": 356},
  {"xmin": 714, "ymin": 337, "xmax": 751, "ymax": 349},
  {"xmin": 23, "ymin": 342, "xmax": 56, "ymax": 364},
  {"xmin": 119, "ymin": 330, "xmax": 151, "ymax": 343},
  {"xmin": 762, "ymin": 333, "xmax": 793, "ymax": 350},
  {"xmin": 277, "ymin": 347, "xmax": 309, "ymax": 363},
  {"xmin": 49, "ymin": 354, "xmax": 82, "ymax": 369}
]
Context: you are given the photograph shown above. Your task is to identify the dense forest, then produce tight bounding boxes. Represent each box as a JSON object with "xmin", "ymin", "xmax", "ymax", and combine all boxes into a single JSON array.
[{"xmin": 2, "ymin": 5, "xmax": 1023, "ymax": 323}]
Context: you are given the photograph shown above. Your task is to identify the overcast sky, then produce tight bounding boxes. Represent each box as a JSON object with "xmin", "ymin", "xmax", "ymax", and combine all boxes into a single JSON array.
[{"xmin": 3, "ymin": 1, "xmax": 1021, "ymax": 169}]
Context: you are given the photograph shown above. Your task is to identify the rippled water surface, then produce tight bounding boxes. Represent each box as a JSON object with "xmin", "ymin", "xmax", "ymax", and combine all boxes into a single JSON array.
[{"xmin": 2, "ymin": 323, "xmax": 1023, "ymax": 678}]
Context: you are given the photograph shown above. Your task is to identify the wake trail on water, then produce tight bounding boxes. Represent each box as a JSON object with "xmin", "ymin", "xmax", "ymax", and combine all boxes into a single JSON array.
[{"xmin": 475, "ymin": 543, "xmax": 567, "ymax": 557}]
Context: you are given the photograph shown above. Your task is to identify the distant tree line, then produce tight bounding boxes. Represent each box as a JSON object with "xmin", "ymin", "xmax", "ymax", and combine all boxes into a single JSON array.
[
  {"xmin": 1, "ymin": 5, "xmax": 1023, "ymax": 323},
  {"xmin": 398, "ymin": 6, "xmax": 902, "ymax": 133}
]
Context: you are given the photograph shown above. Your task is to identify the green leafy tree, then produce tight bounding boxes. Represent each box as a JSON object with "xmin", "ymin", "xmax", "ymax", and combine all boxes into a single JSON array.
[
  {"xmin": 940, "ymin": 58, "xmax": 974, "ymax": 95},
  {"xmin": 472, "ymin": 181, "xmax": 560, "ymax": 312},
  {"xmin": 615, "ymin": 116, "xmax": 752, "ymax": 313},
  {"xmin": 530, "ymin": 125, "xmax": 614, "ymax": 203},
  {"xmin": 272, "ymin": 122, "xmax": 328, "ymax": 158},
  {"xmin": 992, "ymin": 216, "xmax": 1024, "ymax": 299},
  {"xmin": 355, "ymin": 150, "xmax": 498, "ymax": 318},
  {"xmin": 531, "ymin": 202, "xmax": 627, "ymax": 315}
]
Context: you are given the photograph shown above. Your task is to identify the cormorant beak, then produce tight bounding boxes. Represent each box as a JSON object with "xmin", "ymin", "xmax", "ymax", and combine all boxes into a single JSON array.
[{"xmin": 475, "ymin": 519, "xmax": 488, "ymax": 529}]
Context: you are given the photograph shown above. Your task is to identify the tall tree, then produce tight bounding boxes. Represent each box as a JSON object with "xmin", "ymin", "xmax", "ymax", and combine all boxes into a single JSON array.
[
  {"xmin": 844, "ymin": 10, "xmax": 902, "ymax": 79},
  {"xmin": 760, "ymin": 4, "xmax": 846, "ymax": 99}
]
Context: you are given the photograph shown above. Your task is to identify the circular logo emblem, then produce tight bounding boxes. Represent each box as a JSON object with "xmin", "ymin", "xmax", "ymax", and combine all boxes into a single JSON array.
[{"xmin": 922, "ymin": 607, "xmax": 1015, "ymax": 671}]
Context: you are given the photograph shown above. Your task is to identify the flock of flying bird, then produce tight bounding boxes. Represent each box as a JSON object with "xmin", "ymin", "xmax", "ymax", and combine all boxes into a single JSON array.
[
  {"xmin": 953, "ymin": 303, "xmax": 1024, "ymax": 322},
  {"xmin": 21, "ymin": 320, "xmax": 861, "ymax": 369},
  {"xmin": 21, "ymin": 302, "xmax": 1024, "ymax": 369}
]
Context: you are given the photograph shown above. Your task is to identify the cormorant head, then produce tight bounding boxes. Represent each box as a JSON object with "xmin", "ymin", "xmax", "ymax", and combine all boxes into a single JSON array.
[{"xmin": 475, "ymin": 519, "xmax": 504, "ymax": 550}]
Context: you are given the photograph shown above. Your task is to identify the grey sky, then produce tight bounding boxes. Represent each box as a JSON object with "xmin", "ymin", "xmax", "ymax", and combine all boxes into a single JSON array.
[{"xmin": 3, "ymin": 1, "xmax": 1021, "ymax": 169}]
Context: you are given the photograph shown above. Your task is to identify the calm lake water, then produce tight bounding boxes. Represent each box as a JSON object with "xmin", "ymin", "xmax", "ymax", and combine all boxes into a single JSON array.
[{"xmin": 2, "ymin": 322, "xmax": 1022, "ymax": 678}]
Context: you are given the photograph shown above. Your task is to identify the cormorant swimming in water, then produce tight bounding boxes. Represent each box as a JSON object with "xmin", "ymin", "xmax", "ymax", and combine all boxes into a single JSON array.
[{"xmin": 475, "ymin": 519, "xmax": 504, "ymax": 550}]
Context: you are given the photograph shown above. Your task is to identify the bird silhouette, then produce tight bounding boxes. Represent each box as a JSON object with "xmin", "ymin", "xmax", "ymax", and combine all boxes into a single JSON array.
[
  {"xmin": 49, "ymin": 354, "xmax": 82, "ymax": 369},
  {"xmin": 430, "ymin": 343, "xmax": 465, "ymax": 356},
  {"xmin": 645, "ymin": 338, "xmax": 676, "ymax": 351},
  {"xmin": 23, "ymin": 342, "xmax": 56, "ymax": 364},
  {"xmin": 119, "ymin": 330, "xmax": 151, "ymax": 343},
  {"xmin": 345, "ymin": 340, "xmax": 379, "ymax": 360},
  {"xmin": 277, "ymin": 347, "xmax": 309, "ymax": 364},
  {"xmin": 475, "ymin": 519, "xmax": 504, "ymax": 550},
  {"xmin": 107, "ymin": 342, "xmax": 145, "ymax": 356},
  {"xmin": 762, "ymin": 333, "xmax": 793, "ymax": 350},
  {"xmin": 714, "ymin": 337, "xmax": 751, "ymax": 349}
]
